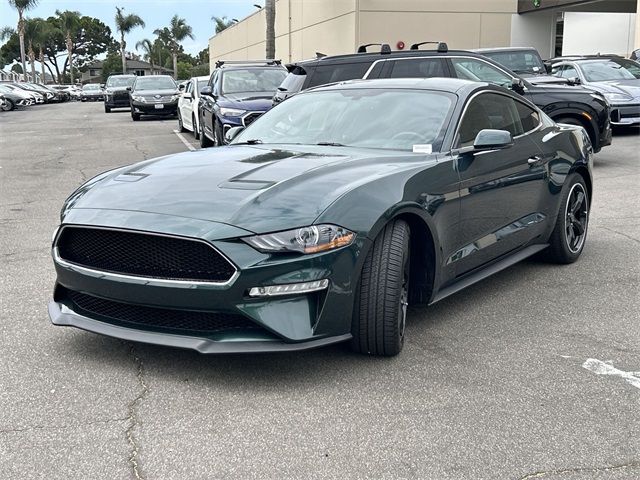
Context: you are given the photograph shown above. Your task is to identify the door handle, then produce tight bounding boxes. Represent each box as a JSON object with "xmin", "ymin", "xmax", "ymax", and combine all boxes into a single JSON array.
[{"xmin": 528, "ymin": 155, "xmax": 543, "ymax": 166}]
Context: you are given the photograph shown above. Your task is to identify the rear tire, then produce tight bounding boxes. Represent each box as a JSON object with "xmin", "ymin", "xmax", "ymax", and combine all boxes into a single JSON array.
[
  {"xmin": 131, "ymin": 113, "xmax": 140, "ymax": 121},
  {"xmin": 546, "ymin": 173, "xmax": 589, "ymax": 264},
  {"xmin": 104, "ymin": 105, "xmax": 111, "ymax": 113},
  {"xmin": 351, "ymin": 220, "xmax": 411, "ymax": 356}
]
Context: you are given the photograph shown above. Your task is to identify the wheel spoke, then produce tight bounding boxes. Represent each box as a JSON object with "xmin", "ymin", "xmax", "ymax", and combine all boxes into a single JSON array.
[
  {"xmin": 571, "ymin": 191, "xmax": 585, "ymax": 214},
  {"xmin": 574, "ymin": 219, "xmax": 585, "ymax": 235}
]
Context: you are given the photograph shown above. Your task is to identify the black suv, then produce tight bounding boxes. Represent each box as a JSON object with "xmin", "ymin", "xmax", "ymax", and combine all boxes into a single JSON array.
[
  {"xmin": 274, "ymin": 42, "xmax": 612, "ymax": 152},
  {"xmin": 198, "ymin": 60, "xmax": 287, "ymax": 147},
  {"xmin": 128, "ymin": 75, "xmax": 180, "ymax": 121},
  {"xmin": 103, "ymin": 74, "xmax": 136, "ymax": 112}
]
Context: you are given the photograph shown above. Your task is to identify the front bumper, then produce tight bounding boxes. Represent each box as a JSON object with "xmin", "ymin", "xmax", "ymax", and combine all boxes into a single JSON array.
[
  {"xmin": 610, "ymin": 103, "xmax": 640, "ymax": 126},
  {"xmin": 81, "ymin": 94, "xmax": 104, "ymax": 101},
  {"xmin": 105, "ymin": 93, "xmax": 131, "ymax": 108},
  {"xmin": 132, "ymin": 100, "xmax": 178, "ymax": 115},
  {"xmin": 49, "ymin": 211, "xmax": 366, "ymax": 353}
]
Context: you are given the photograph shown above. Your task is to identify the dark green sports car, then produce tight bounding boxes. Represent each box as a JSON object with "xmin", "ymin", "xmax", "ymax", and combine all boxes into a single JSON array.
[{"xmin": 49, "ymin": 78, "xmax": 593, "ymax": 356}]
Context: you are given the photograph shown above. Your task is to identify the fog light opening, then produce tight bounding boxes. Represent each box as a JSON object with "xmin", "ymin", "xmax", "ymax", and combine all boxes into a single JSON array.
[{"xmin": 249, "ymin": 279, "xmax": 329, "ymax": 297}]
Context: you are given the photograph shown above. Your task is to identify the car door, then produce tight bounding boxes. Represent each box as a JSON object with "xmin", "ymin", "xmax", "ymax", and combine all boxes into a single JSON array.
[
  {"xmin": 180, "ymin": 80, "xmax": 193, "ymax": 128},
  {"xmin": 452, "ymin": 91, "xmax": 548, "ymax": 276},
  {"xmin": 200, "ymin": 70, "xmax": 218, "ymax": 138}
]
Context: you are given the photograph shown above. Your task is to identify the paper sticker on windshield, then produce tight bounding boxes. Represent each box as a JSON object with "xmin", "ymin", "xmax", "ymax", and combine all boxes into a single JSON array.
[{"xmin": 413, "ymin": 144, "xmax": 432, "ymax": 154}]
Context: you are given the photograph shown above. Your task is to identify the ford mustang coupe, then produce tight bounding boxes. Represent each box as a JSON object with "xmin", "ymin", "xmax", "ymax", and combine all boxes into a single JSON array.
[{"xmin": 49, "ymin": 78, "xmax": 593, "ymax": 356}]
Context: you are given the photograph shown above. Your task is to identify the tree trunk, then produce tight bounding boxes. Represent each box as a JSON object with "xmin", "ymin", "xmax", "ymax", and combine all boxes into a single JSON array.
[
  {"xmin": 18, "ymin": 11, "xmax": 27, "ymax": 81},
  {"xmin": 265, "ymin": 0, "xmax": 276, "ymax": 59},
  {"xmin": 39, "ymin": 48, "xmax": 46, "ymax": 84},
  {"xmin": 173, "ymin": 52, "xmax": 178, "ymax": 80},
  {"xmin": 67, "ymin": 34, "xmax": 74, "ymax": 84},
  {"xmin": 28, "ymin": 42, "xmax": 36, "ymax": 82},
  {"xmin": 121, "ymin": 32, "xmax": 127, "ymax": 74}
]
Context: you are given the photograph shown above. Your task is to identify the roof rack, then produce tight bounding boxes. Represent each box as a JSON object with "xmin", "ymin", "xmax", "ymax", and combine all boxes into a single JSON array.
[
  {"xmin": 357, "ymin": 43, "xmax": 392, "ymax": 54},
  {"xmin": 215, "ymin": 59, "xmax": 282, "ymax": 68},
  {"xmin": 410, "ymin": 41, "xmax": 448, "ymax": 53}
]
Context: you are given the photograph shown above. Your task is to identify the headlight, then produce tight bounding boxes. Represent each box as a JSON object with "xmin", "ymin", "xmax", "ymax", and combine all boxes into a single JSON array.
[
  {"xmin": 132, "ymin": 95, "xmax": 145, "ymax": 102},
  {"xmin": 603, "ymin": 92, "xmax": 633, "ymax": 103},
  {"xmin": 219, "ymin": 107, "xmax": 246, "ymax": 117},
  {"xmin": 244, "ymin": 224, "xmax": 356, "ymax": 254}
]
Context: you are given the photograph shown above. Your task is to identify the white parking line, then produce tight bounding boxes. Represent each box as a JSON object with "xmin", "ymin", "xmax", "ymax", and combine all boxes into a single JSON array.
[
  {"xmin": 582, "ymin": 358, "xmax": 640, "ymax": 390},
  {"xmin": 173, "ymin": 130, "xmax": 197, "ymax": 152}
]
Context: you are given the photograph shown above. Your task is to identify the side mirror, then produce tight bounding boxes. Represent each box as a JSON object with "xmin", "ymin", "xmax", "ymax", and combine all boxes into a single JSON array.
[
  {"xmin": 200, "ymin": 86, "xmax": 213, "ymax": 97},
  {"xmin": 126, "ymin": 86, "xmax": 132, "ymax": 91},
  {"xmin": 473, "ymin": 129, "xmax": 513, "ymax": 151},
  {"xmin": 569, "ymin": 77, "xmax": 581, "ymax": 85},
  {"xmin": 179, "ymin": 84, "xmax": 185, "ymax": 91},
  {"xmin": 100, "ymin": 84, "xmax": 105, "ymax": 89},
  {"xmin": 510, "ymin": 77, "xmax": 525, "ymax": 95},
  {"xmin": 225, "ymin": 126, "xmax": 245, "ymax": 143}
]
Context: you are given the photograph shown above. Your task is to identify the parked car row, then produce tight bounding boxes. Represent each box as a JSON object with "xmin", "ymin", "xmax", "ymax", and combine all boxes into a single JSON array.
[{"xmin": 0, "ymin": 81, "xmax": 75, "ymax": 111}]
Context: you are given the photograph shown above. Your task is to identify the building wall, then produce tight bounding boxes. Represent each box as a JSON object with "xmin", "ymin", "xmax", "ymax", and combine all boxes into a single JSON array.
[
  {"xmin": 562, "ymin": 12, "xmax": 637, "ymax": 55},
  {"xmin": 510, "ymin": 11, "xmax": 556, "ymax": 59},
  {"xmin": 208, "ymin": 0, "xmax": 518, "ymax": 69}
]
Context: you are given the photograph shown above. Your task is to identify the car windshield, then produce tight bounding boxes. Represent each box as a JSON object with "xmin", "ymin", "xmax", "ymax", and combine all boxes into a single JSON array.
[
  {"xmin": 580, "ymin": 59, "xmax": 640, "ymax": 81},
  {"xmin": 197, "ymin": 79, "xmax": 209, "ymax": 93},
  {"xmin": 106, "ymin": 76, "xmax": 136, "ymax": 87},
  {"xmin": 483, "ymin": 50, "xmax": 546, "ymax": 74},
  {"xmin": 134, "ymin": 77, "xmax": 177, "ymax": 90},
  {"xmin": 233, "ymin": 88, "xmax": 454, "ymax": 151},
  {"xmin": 221, "ymin": 68, "xmax": 286, "ymax": 94},
  {"xmin": 83, "ymin": 84, "xmax": 101, "ymax": 91}
]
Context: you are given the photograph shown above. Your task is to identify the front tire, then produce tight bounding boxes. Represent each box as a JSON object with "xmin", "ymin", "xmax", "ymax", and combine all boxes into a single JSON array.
[
  {"xmin": 1, "ymin": 99, "xmax": 15, "ymax": 111},
  {"xmin": 131, "ymin": 113, "xmax": 140, "ymax": 121},
  {"xmin": 177, "ymin": 111, "xmax": 187, "ymax": 132},
  {"xmin": 546, "ymin": 173, "xmax": 589, "ymax": 264},
  {"xmin": 104, "ymin": 105, "xmax": 111, "ymax": 113},
  {"xmin": 199, "ymin": 116, "xmax": 213, "ymax": 148},
  {"xmin": 351, "ymin": 220, "xmax": 411, "ymax": 356}
]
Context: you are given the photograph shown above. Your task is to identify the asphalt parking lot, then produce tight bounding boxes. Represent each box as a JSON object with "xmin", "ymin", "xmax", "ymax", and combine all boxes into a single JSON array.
[{"xmin": 0, "ymin": 101, "xmax": 639, "ymax": 480}]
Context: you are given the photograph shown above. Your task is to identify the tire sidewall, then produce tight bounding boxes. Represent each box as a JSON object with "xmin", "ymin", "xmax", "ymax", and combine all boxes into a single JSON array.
[{"xmin": 558, "ymin": 174, "xmax": 590, "ymax": 261}]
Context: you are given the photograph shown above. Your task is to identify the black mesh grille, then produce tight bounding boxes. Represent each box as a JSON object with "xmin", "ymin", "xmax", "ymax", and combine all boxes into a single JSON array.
[
  {"xmin": 56, "ymin": 227, "xmax": 236, "ymax": 282},
  {"xmin": 242, "ymin": 112, "xmax": 263, "ymax": 127},
  {"xmin": 60, "ymin": 287, "xmax": 259, "ymax": 334}
]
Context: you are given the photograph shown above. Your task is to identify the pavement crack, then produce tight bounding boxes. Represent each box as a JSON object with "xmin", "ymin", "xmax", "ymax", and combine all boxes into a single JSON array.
[
  {"xmin": 596, "ymin": 225, "xmax": 640, "ymax": 244},
  {"xmin": 125, "ymin": 343, "xmax": 149, "ymax": 480},
  {"xmin": 517, "ymin": 461, "xmax": 640, "ymax": 479}
]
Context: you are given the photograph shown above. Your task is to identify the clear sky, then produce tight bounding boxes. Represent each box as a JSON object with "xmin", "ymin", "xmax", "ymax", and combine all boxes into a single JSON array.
[{"xmin": 1, "ymin": 0, "xmax": 263, "ymax": 56}]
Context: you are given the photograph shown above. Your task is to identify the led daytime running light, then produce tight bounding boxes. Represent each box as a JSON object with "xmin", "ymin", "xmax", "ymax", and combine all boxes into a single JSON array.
[{"xmin": 249, "ymin": 279, "xmax": 329, "ymax": 297}]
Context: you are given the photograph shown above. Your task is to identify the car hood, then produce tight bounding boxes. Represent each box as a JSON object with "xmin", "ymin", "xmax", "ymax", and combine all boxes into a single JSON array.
[
  {"xmin": 218, "ymin": 92, "xmax": 275, "ymax": 111},
  {"xmin": 132, "ymin": 89, "xmax": 178, "ymax": 96},
  {"xmin": 526, "ymin": 83, "xmax": 595, "ymax": 97},
  {"xmin": 521, "ymin": 73, "xmax": 569, "ymax": 85},
  {"xmin": 584, "ymin": 79, "xmax": 640, "ymax": 99},
  {"xmin": 62, "ymin": 145, "xmax": 425, "ymax": 235}
]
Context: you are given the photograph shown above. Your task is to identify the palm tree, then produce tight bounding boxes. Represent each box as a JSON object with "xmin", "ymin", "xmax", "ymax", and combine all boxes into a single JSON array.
[
  {"xmin": 56, "ymin": 10, "xmax": 80, "ymax": 84},
  {"xmin": 265, "ymin": 0, "xmax": 275, "ymax": 59},
  {"xmin": 31, "ymin": 19, "xmax": 51, "ymax": 84},
  {"xmin": 8, "ymin": 0, "xmax": 40, "ymax": 81},
  {"xmin": 135, "ymin": 38, "xmax": 155, "ymax": 74},
  {"xmin": 154, "ymin": 15, "xmax": 193, "ymax": 80},
  {"xmin": 0, "ymin": 26, "xmax": 15, "ymax": 41},
  {"xmin": 115, "ymin": 6, "xmax": 145, "ymax": 74},
  {"xmin": 211, "ymin": 16, "xmax": 235, "ymax": 34},
  {"xmin": 23, "ymin": 18, "xmax": 40, "ymax": 81}
]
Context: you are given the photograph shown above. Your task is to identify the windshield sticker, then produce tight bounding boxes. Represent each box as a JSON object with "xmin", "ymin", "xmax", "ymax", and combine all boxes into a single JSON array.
[{"xmin": 413, "ymin": 144, "xmax": 432, "ymax": 154}]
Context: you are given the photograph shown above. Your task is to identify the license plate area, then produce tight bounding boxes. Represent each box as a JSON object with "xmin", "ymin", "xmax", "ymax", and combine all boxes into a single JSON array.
[{"xmin": 154, "ymin": 104, "xmax": 164, "ymax": 109}]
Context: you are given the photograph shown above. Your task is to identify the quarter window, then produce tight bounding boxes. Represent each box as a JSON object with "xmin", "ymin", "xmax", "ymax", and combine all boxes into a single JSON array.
[
  {"xmin": 457, "ymin": 93, "xmax": 525, "ymax": 147},
  {"xmin": 451, "ymin": 58, "xmax": 512, "ymax": 88},
  {"xmin": 515, "ymin": 101, "xmax": 540, "ymax": 132},
  {"xmin": 307, "ymin": 62, "xmax": 370, "ymax": 88}
]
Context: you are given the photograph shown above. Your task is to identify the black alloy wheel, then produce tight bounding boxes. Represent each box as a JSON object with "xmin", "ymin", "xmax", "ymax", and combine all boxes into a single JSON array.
[
  {"xmin": 351, "ymin": 219, "xmax": 411, "ymax": 356},
  {"xmin": 547, "ymin": 173, "xmax": 589, "ymax": 263}
]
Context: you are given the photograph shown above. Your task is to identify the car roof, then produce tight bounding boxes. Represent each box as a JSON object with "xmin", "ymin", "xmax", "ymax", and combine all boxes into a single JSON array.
[
  {"xmin": 473, "ymin": 47, "xmax": 539, "ymax": 53},
  {"xmin": 308, "ymin": 77, "xmax": 488, "ymax": 94},
  {"xmin": 295, "ymin": 48, "xmax": 492, "ymax": 66},
  {"xmin": 108, "ymin": 74, "xmax": 136, "ymax": 77}
]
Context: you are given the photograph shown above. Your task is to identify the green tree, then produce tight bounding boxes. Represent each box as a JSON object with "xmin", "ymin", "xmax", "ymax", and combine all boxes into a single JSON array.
[
  {"xmin": 211, "ymin": 16, "xmax": 234, "ymax": 34},
  {"xmin": 114, "ymin": 6, "xmax": 145, "ymax": 74},
  {"xmin": 100, "ymin": 51, "xmax": 122, "ymax": 81},
  {"xmin": 23, "ymin": 18, "xmax": 48, "ymax": 81},
  {"xmin": 135, "ymin": 38, "xmax": 156, "ymax": 73},
  {"xmin": 265, "ymin": 0, "xmax": 275, "ymax": 59},
  {"xmin": 177, "ymin": 61, "xmax": 192, "ymax": 80},
  {"xmin": 8, "ymin": 0, "xmax": 40, "ymax": 81},
  {"xmin": 55, "ymin": 10, "xmax": 81, "ymax": 83},
  {"xmin": 154, "ymin": 15, "xmax": 194, "ymax": 80}
]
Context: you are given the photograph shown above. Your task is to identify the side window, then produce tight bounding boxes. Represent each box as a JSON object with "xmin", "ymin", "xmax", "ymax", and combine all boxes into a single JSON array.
[
  {"xmin": 185, "ymin": 81, "xmax": 192, "ymax": 94},
  {"xmin": 388, "ymin": 58, "xmax": 446, "ymax": 78},
  {"xmin": 208, "ymin": 70, "xmax": 216, "ymax": 87},
  {"xmin": 451, "ymin": 58, "xmax": 512, "ymax": 87},
  {"xmin": 365, "ymin": 61, "xmax": 385, "ymax": 79},
  {"xmin": 551, "ymin": 64, "xmax": 564, "ymax": 77},
  {"xmin": 457, "ymin": 93, "xmax": 524, "ymax": 147},
  {"xmin": 307, "ymin": 62, "xmax": 370, "ymax": 88},
  {"xmin": 514, "ymin": 101, "xmax": 540, "ymax": 133}
]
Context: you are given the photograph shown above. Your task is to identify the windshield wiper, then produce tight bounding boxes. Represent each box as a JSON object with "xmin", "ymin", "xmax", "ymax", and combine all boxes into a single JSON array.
[
  {"xmin": 316, "ymin": 141, "xmax": 346, "ymax": 147},
  {"xmin": 234, "ymin": 139, "xmax": 263, "ymax": 145}
]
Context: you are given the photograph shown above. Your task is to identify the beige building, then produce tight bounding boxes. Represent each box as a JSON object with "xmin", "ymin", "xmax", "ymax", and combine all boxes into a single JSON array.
[{"xmin": 209, "ymin": 0, "xmax": 640, "ymax": 69}]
